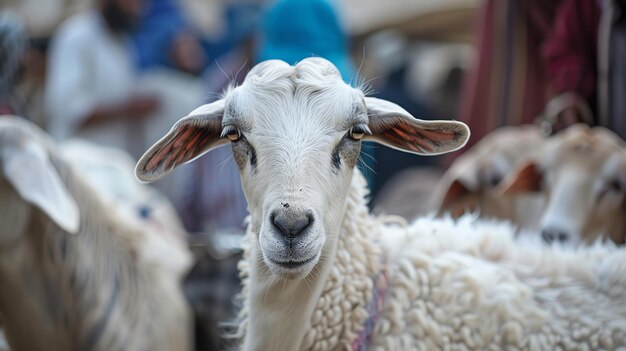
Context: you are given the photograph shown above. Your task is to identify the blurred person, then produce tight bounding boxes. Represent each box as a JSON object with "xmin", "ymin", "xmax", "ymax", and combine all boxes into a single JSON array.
[
  {"xmin": 132, "ymin": 0, "xmax": 207, "ymax": 75},
  {"xmin": 458, "ymin": 1, "xmax": 564, "ymax": 148},
  {"xmin": 256, "ymin": 0, "xmax": 356, "ymax": 82},
  {"xmin": 169, "ymin": 31, "xmax": 207, "ymax": 75},
  {"xmin": 132, "ymin": 0, "xmax": 264, "ymax": 76},
  {"xmin": 542, "ymin": 0, "xmax": 626, "ymax": 140},
  {"xmin": 129, "ymin": 0, "xmax": 211, "ymax": 201},
  {"xmin": 0, "ymin": 12, "xmax": 50, "ymax": 130},
  {"xmin": 460, "ymin": 0, "xmax": 626, "ymax": 146},
  {"xmin": 604, "ymin": 0, "xmax": 626, "ymax": 140},
  {"xmin": 44, "ymin": 0, "xmax": 160, "ymax": 157},
  {"xmin": 541, "ymin": 0, "xmax": 600, "ymax": 134},
  {"xmin": 0, "ymin": 12, "xmax": 28, "ymax": 116},
  {"xmin": 15, "ymin": 36, "xmax": 50, "ymax": 129},
  {"xmin": 2, "ymin": 0, "xmax": 92, "ymax": 36}
]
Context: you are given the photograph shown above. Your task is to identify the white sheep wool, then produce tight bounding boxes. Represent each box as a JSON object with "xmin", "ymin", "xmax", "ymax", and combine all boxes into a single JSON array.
[{"xmin": 236, "ymin": 172, "xmax": 626, "ymax": 351}]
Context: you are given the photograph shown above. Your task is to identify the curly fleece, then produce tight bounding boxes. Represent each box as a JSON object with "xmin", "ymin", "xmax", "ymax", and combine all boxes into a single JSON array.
[{"xmin": 237, "ymin": 171, "xmax": 626, "ymax": 350}]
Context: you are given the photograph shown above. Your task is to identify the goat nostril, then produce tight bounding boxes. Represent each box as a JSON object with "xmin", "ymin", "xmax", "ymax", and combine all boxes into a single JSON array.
[
  {"xmin": 272, "ymin": 212, "xmax": 312, "ymax": 239},
  {"xmin": 542, "ymin": 229, "xmax": 568, "ymax": 244},
  {"xmin": 541, "ymin": 230, "xmax": 554, "ymax": 243}
]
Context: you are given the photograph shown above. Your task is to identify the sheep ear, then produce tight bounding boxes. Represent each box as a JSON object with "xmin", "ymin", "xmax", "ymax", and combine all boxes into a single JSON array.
[
  {"xmin": 499, "ymin": 162, "xmax": 542, "ymax": 195},
  {"xmin": 135, "ymin": 99, "xmax": 228, "ymax": 182},
  {"xmin": 440, "ymin": 179, "xmax": 473, "ymax": 212},
  {"xmin": 363, "ymin": 97, "xmax": 469, "ymax": 155},
  {"xmin": 2, "ymin": 143, "xmax": 80, "ymax": 233}
]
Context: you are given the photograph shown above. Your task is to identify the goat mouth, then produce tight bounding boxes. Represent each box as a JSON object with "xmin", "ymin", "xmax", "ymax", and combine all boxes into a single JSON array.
[{"xmin": 268, "ymin": 256, "xmax": 316, "ymax": 269}]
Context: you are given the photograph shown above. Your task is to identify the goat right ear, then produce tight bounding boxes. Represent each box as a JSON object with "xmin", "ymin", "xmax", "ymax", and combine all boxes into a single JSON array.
[
  {"xmin": 2, "ymin": 143, "xmax": 80, "ymax": 233},
  {"xmin": 135, "ymin": 99, "xmax": 228, "ymax": 182},
  {"xmin": 363, "ymin": 97, "xmax": 469, "ymax": 156},
  {"xmin": 499, "ymin": 162, "xmax": 542, "ymax": 195}
]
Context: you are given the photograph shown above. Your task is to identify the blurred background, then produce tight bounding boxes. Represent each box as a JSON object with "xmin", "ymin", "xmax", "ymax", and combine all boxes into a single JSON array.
[
  {"xmin": 0, "ymin": 0, "xmax": 481, "ymax": 234},
  {"xmin": 1, "ymin": 0, "xmax": 624, "ymax": 349}
]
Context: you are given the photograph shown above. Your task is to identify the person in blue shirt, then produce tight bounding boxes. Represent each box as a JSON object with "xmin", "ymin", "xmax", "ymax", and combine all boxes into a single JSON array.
[{"xmin": 256, "ymin": 0, "xmax": 356, "ymax": 84}]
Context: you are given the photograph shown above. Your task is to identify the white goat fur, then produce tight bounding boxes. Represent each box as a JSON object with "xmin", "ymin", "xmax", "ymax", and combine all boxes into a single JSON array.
[
  {"xmin": 239, "ymin": 171, "xmax": 626, "ymax": 350},
  {"xmin": 135, "ymin": 58, "xmax": 626, "ymax": 350},
  {"xmin": 0, "ymin": 117, "xmax": 192, "ymax": 351}
]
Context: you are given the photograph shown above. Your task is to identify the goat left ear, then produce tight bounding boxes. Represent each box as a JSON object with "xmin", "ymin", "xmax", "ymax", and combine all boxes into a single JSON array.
[
  {"xmin": 363, "ymin": 97, "xmax": 469, "ymax": 155},
  {"xmin": 135, "ymin": 99, "xmax": 227, "ymax": 183}
]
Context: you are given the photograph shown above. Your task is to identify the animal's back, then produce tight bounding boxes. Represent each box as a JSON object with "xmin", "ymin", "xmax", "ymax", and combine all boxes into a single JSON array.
[
  {"xmin": 0, "ymin": 188, "xmax": 191, "ymax": 351},
  {"xmin": 373, "ymin": 216, "xmax": 626, "ymax": 350},
  {"xmin": 54, "ymin": 170, "xmax": 192, "ymax": 351}
]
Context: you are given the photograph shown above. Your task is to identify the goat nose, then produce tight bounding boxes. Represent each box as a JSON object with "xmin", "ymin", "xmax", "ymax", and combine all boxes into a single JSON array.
[
  {"xmin": 272, "ymin": 211, "xmax": 312, "ymax": 240},
  {"xmin": 541, "ymin": 228, "xmax": 569, "ymax": 243}
]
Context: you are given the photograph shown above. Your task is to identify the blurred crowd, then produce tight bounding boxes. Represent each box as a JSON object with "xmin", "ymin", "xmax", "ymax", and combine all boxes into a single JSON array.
[
  {"xmin": 460, "ymin": 0, "xmax": 626, "ymax": 146},
  {"xmin": 1, "ymin": 0, "xmax": 625, "ymax": 348}
]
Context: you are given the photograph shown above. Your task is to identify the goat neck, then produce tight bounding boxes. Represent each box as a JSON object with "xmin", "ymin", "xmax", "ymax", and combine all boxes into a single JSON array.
[{"xmin": 240, "ymin": 171, "xmax": 381, "ymax": 351}]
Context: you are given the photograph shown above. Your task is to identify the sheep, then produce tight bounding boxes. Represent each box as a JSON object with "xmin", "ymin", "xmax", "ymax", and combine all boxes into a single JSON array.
[
  {"xmin": 136, "ymin": 58, "xmax": 626, "ymax": 351},
  {"xmin": 501, "ymin": 124, "xmax": 626, "ymax": 245},
  {"xmin": 432, "ymin": 125, "xmax": 545, "ymax": 228},
  {"xmin": 0, "ymin": 116, "xmax": 193, "ymax": 351},
  {"xmin": 375, "ymin": 125, "xmax": 546, "ymax": 224}
]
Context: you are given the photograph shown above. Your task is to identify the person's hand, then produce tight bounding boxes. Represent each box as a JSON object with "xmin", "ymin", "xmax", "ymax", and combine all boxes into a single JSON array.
[{"xmin": 124, "ymin": 95, "xmax": 160, "ymax": 119}]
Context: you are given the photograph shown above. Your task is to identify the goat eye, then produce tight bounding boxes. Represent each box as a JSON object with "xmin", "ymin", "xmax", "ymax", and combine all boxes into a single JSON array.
[
  {"xmin": 222, "ymin": 126, "xmax": 241, "ymax": 142},
  {"xmin": 609, "ymin": 179, "xmax": 622, "ymax": 192},
  {"xmin": 348, "ymin": 125, "xmax": 368, "ymax": 141},
  {"xmin": 227, "ymin": 131, "xmax": 241, "ymax": 142},
  {"xmin": 598, "ymin": 179, "xmax": 623, "ymax": 201}
]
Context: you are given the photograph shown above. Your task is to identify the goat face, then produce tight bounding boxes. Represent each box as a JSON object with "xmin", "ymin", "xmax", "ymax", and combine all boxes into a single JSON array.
[
  {"xmin": 502, "ymin": 125, "xmax": 626, "ymax": 245},
  {"xmin": 136, "ymin": 58, "xmax": 469, "ymax": 279}
]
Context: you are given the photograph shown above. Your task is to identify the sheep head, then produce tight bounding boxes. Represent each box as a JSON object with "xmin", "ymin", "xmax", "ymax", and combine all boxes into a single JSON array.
[
  {"xmin": 136, "ymin": 58, "xmax": 469, "ymax": 279},
  {"xmin": 501, "ymin": 124, "xmax": 626, "ymax": 245}
]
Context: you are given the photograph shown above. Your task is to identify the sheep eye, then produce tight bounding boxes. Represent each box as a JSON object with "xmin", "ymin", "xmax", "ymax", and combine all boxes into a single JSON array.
[
  {"xmin": 597, "ymin": 179, "xmax": 623, "ymax": 201},
  {"xmin": 221, "ymin": 126, "xmax": 241, "ymax": 142},
  {"xmin": 348, "ymin": 124, "xmax": 369, "ymax": 141},
  {"xmin": 609, "ymin": 179, "xmax": 623, "ymax": 192}
]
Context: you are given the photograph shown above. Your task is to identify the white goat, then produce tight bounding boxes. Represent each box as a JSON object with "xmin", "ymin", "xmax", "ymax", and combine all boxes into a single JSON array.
[
  {"xmin": 136, "ymin": 58, "xmax": 626, "ymax": 351},
  {"xmin": 0, "ymin": 116, "xmax": 192, "ymax": 351},
  {"xmin": 502, "ymin": 124, "xmax": 626, "ymax": 245}
]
